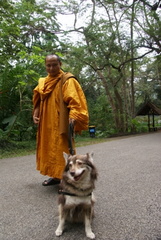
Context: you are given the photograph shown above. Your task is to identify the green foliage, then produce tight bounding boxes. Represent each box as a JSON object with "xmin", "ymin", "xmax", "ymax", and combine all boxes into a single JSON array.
[
  {"xmin": 135, "ymin": 55, "xmax": 161, "ymax": 107},
  {"xmin": 130, "ymin": 117, "xmax": 148, "ymax": 133}
]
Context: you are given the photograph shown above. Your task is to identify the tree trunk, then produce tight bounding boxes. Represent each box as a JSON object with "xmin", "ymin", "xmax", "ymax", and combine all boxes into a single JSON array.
[{"xmin": 130, "ymin": 0, "xmax": 135, "ymax": 119}]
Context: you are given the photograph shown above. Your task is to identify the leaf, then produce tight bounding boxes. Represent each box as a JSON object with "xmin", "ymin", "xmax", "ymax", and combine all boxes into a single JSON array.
[
  {"xmin": 2, "ymin": 115, "xmax": 17, "ymax": 131},
  {"xmin": 2, "ymin": 115, "xmax": 17, "ymax": 125}
]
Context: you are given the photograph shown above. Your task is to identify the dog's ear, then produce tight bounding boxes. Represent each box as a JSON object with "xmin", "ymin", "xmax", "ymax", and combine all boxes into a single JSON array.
[
  {"xmin": 63, "ymin": 152, "xmax": 69, "ymax": 165},
  {"xmin": 87, "ymin": 152, "xmax": 94, "ymax": 163}
]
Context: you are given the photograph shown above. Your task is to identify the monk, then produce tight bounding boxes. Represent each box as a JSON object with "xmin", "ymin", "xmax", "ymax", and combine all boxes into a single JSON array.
[{"xmin": 33, "ymin": 54, "xmax": 89, "ymax": 186}]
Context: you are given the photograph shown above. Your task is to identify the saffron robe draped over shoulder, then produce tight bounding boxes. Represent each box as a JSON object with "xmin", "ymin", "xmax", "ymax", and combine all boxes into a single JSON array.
[{"xmin": 33, "ymin": 70, "xmax": 89, "ymax": 179}]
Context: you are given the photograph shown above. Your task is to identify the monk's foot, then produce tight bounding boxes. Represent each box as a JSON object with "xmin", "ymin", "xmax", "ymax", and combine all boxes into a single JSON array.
[{"xmin": 42, "ymin": 178, "xmax": 60, "ymax": 186}]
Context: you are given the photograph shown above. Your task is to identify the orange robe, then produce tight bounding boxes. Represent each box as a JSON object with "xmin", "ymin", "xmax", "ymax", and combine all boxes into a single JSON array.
[{"xmin": 33, "ymin": 70, "xmax": 89, "ymax": 179}]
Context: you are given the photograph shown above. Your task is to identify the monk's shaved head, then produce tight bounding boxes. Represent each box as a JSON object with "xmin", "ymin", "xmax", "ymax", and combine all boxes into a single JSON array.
[
  {"xmin": 45, "ymin": 54, "xmax": 61, "ymax": 63},
  {"xmin": 45, "ymin": 54, "xmax": 62, "ymax": 77}
]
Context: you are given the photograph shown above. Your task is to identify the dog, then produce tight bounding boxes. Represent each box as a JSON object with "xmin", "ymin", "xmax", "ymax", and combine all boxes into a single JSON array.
[{"xmin": 55, "ymin": 152, "xmax": 98, "ymax": 239}]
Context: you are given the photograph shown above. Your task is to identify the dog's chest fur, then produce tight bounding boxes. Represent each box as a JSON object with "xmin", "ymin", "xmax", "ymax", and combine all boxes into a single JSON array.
[
  {"xmin": 65, "ymin": 194, "xmax": 92, "ymax": 205},
  {"xmin": 59, "ymin": 191, "xmax": 95, "ymax": 207}
]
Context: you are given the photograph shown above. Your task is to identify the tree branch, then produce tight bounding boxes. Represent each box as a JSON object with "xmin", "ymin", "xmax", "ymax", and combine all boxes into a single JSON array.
[
  {"xmin": 138, "ymin": 0, "xmax": 161, "ymax": 11},
  {"xmin": 118, "ymin": 49, "xmax": 154, "ymax": 70}
]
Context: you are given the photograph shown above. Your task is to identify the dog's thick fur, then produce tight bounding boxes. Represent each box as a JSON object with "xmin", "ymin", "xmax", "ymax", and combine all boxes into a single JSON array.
[{"xmin": 55, "ymin": 152, "xmax": 98, "ymax": 239}]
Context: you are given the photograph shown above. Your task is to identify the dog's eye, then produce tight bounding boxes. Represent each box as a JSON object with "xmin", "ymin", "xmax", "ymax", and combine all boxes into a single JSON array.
[{"xmin": 77, "ymin": 161, "xmax": 83, "ymax": 165}]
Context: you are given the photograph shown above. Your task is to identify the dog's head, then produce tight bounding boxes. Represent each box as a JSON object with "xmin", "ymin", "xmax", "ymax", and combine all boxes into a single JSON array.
[{"xmin": 63, "ymin": 152, "xmax": 97, "ymax": 182}]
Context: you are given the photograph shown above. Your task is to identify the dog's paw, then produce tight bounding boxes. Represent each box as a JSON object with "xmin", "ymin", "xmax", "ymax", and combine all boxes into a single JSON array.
[
  {"xmin": 55, "ymin": 228, "xmax": 63, "ymax": 237},
  {"xmin": 86, "ymin": 231, "xmax": 95, "ymax": 239}
]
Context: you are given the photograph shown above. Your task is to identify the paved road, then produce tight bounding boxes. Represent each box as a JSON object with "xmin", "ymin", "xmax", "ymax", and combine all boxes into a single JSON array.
[{"xmin": 1, "ymin": 131, "xmax": 161, "ymax": 240}]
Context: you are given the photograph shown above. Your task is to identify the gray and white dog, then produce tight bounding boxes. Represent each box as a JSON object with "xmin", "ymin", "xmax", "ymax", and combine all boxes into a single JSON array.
[{"xmin": 55, "ymin": 152, "xmax": 98, "ymax": 239}]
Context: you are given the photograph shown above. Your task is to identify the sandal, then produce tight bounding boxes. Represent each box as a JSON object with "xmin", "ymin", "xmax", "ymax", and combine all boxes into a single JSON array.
[{"xmin": 42, "ymin": 178, "xmax": 60, "ymax": 186}]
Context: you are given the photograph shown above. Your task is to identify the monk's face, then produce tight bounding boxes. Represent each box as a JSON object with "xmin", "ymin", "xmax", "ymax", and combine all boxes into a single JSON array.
[{"xmin": 45, "ymin": 55, "xmax": 62, "ymax": 77}]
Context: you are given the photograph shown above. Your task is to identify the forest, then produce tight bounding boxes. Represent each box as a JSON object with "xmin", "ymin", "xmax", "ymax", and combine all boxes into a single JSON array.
[{"xmin": 0, "ymin": 0, "xmax": 161, "ymax": 152}]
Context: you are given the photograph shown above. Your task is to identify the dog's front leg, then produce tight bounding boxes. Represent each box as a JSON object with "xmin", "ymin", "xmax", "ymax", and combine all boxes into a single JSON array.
[
  {"xmin": 85, "ymin": 213, "xmax": 95, "ymax": 239},
  {"xmin": 55, "ymin": 205, "xmax": 65, "ymax": 237}
]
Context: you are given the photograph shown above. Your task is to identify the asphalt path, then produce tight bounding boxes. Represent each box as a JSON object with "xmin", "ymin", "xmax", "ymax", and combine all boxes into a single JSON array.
[{"xmin": 1, "ymin": 131, "xmax": 161, "ymax": 240}]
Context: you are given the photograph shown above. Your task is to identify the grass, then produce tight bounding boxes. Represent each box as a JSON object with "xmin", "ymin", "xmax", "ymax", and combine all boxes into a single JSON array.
[
  {"xmin": 0, "ymin": 140, "xmax": 36, "ymax": 159},
  {"xmin": 0, "ymin": 136, "xmax": 109, "ymax": 159},
  {"xmin": 75, "ymin": 135, "xmax": 109, "ymax": 147},
  {"xmin": 2, "ymin": 129, "xmax": 155, "ymax": 159}
]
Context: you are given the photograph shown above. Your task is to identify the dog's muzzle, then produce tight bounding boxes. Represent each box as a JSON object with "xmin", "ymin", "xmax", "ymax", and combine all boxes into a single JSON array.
[{"xmin": 70, "ymin": 170, "xmax": 85, "ymax": 181}]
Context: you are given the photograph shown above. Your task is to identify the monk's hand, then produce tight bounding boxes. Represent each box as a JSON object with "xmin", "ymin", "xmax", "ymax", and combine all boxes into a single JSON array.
[
  {"xmin": 69, "ymin": 118, "xmax": 75, "ymax": 125},
  {"xmin": 33, "ymin": 115, "xmax": 40, "ymax": 124},
  {"xmin": 33, "ymin": 107, "xmax": 40, "ymax": 124}
]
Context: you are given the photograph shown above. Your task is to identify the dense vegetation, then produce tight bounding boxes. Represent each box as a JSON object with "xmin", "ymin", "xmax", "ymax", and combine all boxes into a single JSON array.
[{"xmin": 0, "ymin": 0, "xmax": 161, "ymax": 156}]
